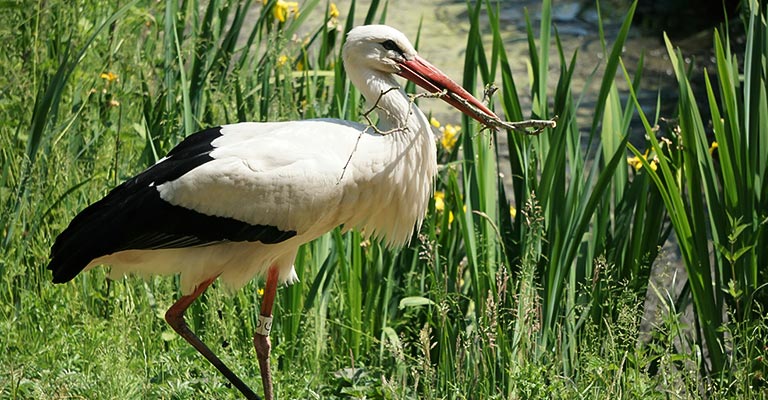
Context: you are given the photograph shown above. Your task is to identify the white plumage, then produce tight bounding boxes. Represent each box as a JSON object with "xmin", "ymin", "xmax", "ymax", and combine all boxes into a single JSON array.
[
  {"xmin": 96, "ymin": 117, "xmax": 437, "ymax": 293},
  {"xmin": 49, "ymin": 25, "xmax": 497, "ymax": 400}
]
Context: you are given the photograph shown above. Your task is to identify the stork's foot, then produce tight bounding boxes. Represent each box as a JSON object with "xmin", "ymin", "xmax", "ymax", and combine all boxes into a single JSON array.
[{"xmin": 254, "ymin": 329, "xmax": 273, "ymax": 400}]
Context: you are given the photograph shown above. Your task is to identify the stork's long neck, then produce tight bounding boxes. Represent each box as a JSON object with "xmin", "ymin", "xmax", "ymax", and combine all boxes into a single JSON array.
[
  {"xmin": 350, "ymin": 69, "xmax": 428, "ymax": 133},
  {"xmin": 343, "ymin": 67, "xmax": 438, "ymax": 247}
]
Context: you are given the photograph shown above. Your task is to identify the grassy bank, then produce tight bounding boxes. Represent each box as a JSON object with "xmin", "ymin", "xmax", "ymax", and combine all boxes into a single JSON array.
[{"xmin": 1, "ymin": 0, "xmax": 766, "ymax": 398}]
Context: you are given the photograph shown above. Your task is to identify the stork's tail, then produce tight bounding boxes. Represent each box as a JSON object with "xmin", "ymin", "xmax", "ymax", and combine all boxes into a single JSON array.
[
  {"xmin": 47, "ymin": 195, "xmax": 118, "ymax": 283},
  {"xmin": 48, "ymin": 224, "xmax": 95, "ymax": 284}
]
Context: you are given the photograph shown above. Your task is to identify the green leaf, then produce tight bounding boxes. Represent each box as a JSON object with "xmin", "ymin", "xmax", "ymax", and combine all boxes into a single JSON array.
[{"xmin": 398, "ymin": 296, "xmax": 435, "ymax": 310}]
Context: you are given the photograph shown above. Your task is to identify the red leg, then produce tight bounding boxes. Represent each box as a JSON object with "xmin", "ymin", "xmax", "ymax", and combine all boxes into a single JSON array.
[
  {"xmin": 165, "ymin": 276, "xmax": 261, "ymax": 400},
  {"xmin": 254, "ymin": 265, "xmax": 279, "ymax": 400}
]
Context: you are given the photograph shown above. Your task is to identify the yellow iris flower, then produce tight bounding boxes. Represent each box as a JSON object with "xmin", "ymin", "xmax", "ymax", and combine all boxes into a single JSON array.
[
  {"xmin": 100, "ymin": 72, "xmax": 118, "ymax": 82},
  {"xmin": 434, "ymin": 191, "xmax": 445, "ymax": 212},
  {"xmin": 709, "ymin": 141, "xmax": 718, "ymax": 155},
  {"xmin": 264, "ymin": 0, "xmax": 299, "ymax": 23},
  {"xmin": 433, "ymin": 191, "xmax": 455, "ymax": 224},
  {"xmin": 430, "ymin": 117, "xmax": 461, "ymax": 151},
  {"xmin": 440, "ymin": 124, "xmax": 460, "ymax": 151},
  {"xmin": 627, "ymin": 149, "xmax": 657, "ymax": 172},
  {"xmin": 329, "ymin": 2, "xmax": 339, "ymax": 18}
]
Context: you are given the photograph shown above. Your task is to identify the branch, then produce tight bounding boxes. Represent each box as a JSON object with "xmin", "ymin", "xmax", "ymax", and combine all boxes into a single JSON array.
[
  {"xmin": 361, "ymin": 87, "xmax": 448, "ymax": 135},
  {"xmin": 339, "ymin": 87, "xmax": 405, "ymax": 184},
  {"xmin": 360, "ymin": 86, "xmax": 408, "ymax": 135},
  {"xmin": 410, "ymin": 90, "xmax": 448, "ymax": 101},
  {"xmin": 446, "ymin": 91, "xmax": 558, "ymax": 136}
]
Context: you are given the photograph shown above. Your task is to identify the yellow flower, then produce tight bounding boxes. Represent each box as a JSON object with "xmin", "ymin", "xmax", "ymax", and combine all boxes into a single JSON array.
[
  {"xmin": 434, "ymin": 191, "xmax": 455, "ymax": 224},
  {"xmin": 276, "ymin": 54, "xmax": 289, "ymax": 67},
  {"xmin": 440, "ymin": 124, "xmax": 460, "ymax": 151},
  {"xmin": 258, "ymin": 287, "xmax": 265, "ymax": 296},
  {"xmin": 627, "ymin": 149, "xmax": 647, "ymax": 172},
  {"xmin": 431, "ymin": 117, "xmax": 461, "ymax": 152},
  {"xmin": 329, "ymin": 2, "xmax": 339, "ymax": 18},
  {"xmin": 272, "ymin": 0, "xmax": 299, "ymax": 23},
  {"xmin": 100, "ymin": 72, "xmax": 118, "ymax": 82},
  {"xmin": 627, "ymin": 155, "xmax": 642, "ymax": 171},
  {"xmin": 434, "ymin": 191, "xmax": 445, "ymax": 212},
  {"xmin": 627, "ymin": 149, "xmax": 657, "ymax": 172},
  {"xmin": 709, "ymin": 141, "xmax": 718, "ymax": 155},
  {"xmin": 510, "ymin": 205, "xmax": 517, "ymax": 219}
]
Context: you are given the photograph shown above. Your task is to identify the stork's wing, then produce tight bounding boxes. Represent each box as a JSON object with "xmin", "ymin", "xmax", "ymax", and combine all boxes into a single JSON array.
[{"xmin": 154, "ymin": 121, "xmax": 368, "ymax": 234}]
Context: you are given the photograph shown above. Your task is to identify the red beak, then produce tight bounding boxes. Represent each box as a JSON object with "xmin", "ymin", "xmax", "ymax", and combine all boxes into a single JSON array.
[{"xmin": 396, "ymin": 55, "xmax": 498, "ymax": 126}]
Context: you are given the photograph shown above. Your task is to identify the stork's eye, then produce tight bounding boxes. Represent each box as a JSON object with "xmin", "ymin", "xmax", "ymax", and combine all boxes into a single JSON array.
[{"xmin": 381, "ymin": 40, "xmax": 402, "ymax": 54}]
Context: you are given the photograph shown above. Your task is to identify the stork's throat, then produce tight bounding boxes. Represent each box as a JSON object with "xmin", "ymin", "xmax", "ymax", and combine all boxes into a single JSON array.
[{"xmin": 368, "ymin": 85, "xmax": 421, "ymax": 134}]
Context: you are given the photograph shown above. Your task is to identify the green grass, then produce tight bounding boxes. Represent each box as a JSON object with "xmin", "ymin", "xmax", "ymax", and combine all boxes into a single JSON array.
[{"xmin": 1, "ymin": 0, "xmax": 767, "ymax": 399}]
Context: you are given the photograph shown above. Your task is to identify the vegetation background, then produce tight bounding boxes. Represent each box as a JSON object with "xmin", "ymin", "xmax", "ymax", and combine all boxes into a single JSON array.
[{"xmin": 1, "ymin": 0, "xmax": 766, "ymax": 398}]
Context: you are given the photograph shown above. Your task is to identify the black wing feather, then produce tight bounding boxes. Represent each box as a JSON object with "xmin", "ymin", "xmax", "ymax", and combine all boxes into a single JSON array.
[{"xmin": 48, "ymin": 126, "xmax": 297, "ymax": 284}]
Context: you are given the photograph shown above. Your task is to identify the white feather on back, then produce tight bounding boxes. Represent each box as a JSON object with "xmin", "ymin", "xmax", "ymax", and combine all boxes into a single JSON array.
[
  {"xmin": 157, "ymin": 119, "xmax": 435, "ymax": 247},
  {"xmin": 97, "ymin": 116, "xmax": 436, "ymax": 293}
]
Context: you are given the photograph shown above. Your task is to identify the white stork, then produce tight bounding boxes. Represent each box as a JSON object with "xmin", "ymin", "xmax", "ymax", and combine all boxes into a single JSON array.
[{"xmin": 48, "ymin": 25, "xmax": 498, "ymax": 400}]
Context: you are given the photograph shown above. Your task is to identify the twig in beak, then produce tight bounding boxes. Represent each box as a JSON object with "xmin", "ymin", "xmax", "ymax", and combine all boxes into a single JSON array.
[{"xmin": 444, "ymin": 91, "xmax": 558, "ymax": 135}]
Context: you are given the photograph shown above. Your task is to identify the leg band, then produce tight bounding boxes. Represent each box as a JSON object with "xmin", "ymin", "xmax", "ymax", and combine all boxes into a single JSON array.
[{"xmin": 256, "ymin": 314, "xmax": 273, "ymax": 336}]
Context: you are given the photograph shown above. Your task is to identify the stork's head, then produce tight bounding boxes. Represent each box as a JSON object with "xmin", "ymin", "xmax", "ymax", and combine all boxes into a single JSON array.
[
  {"xmin": 343, "ymin": 25, "xmax": 416, "ymax": 74},
  {"xmin": 342, "ymin": 25, "xmax": 498, "ymax": 126}
]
